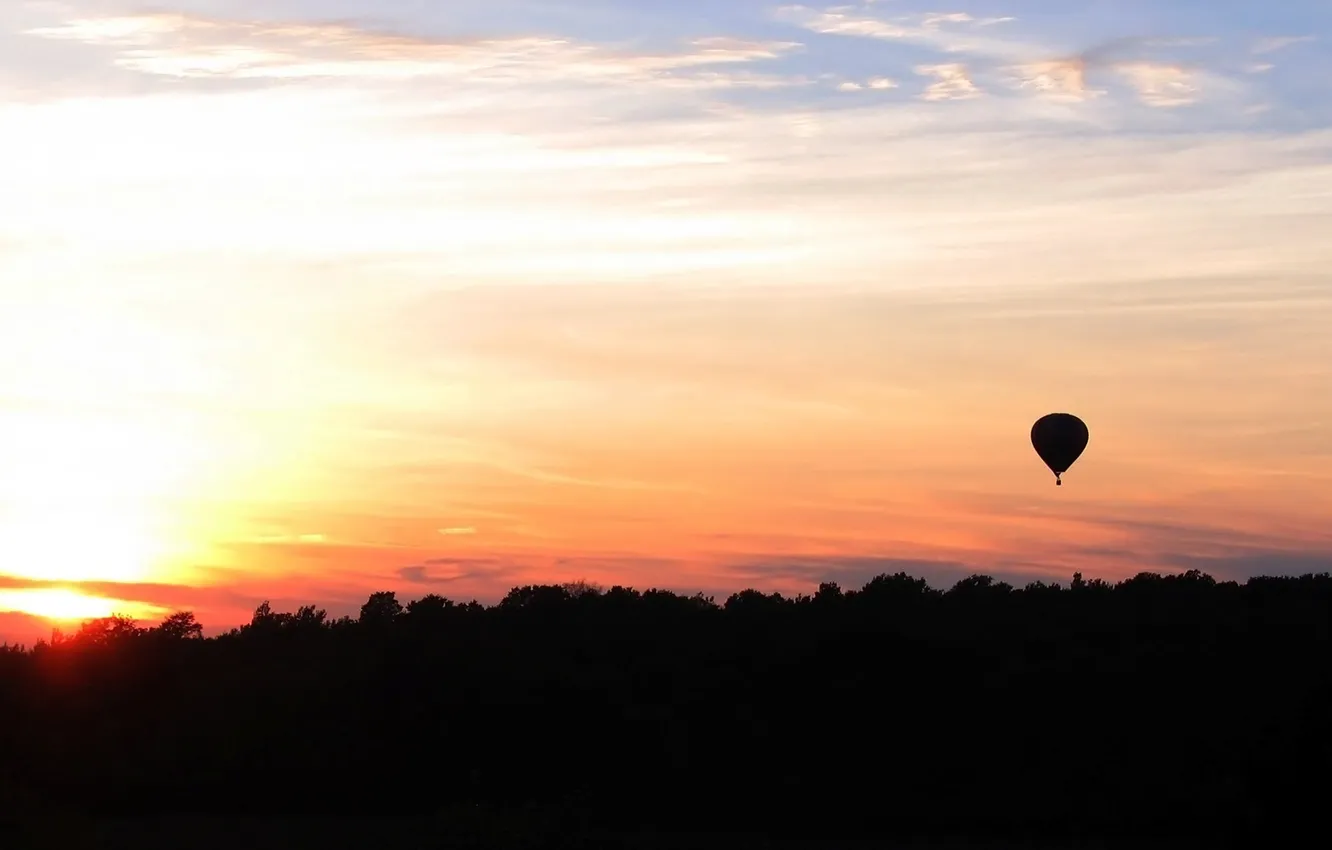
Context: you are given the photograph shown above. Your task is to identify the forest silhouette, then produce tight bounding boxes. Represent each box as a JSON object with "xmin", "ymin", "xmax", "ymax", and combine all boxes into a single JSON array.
[{"xmin": 1, "ymin": 569, "xmax": 1329, "ymax": 847}]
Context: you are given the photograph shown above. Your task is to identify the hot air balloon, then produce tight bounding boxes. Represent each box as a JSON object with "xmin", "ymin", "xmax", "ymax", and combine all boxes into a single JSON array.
[{"xmin": 1031, "ymin": 413, "xmax": 1088, "ymax": 486}]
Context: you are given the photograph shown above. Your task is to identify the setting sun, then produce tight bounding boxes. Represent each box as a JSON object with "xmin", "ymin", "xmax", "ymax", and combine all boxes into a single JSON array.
[
  {"xmin": 0, "ymin": 412, "xmax": 197, "ymax": 584},
  {"xmin": 0, "ymin": 308, "xmax": 228, "ymax": 586}
]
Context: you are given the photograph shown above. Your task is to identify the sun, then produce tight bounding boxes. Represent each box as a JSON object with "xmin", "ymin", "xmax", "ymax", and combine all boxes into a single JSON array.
[
  {"xmin": 0, "ymin": 306, "xmax": 300, "ymax": 602},
  {"xmin": 0, "ymin": 505, "xmax": 168, "ymax": 584},
  {"xmin": 0, "ymin": 409, "xmax": 202, "ymax": 585}
]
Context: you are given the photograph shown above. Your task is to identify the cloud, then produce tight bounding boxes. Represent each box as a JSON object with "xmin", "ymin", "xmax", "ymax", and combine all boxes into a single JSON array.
[
  {"xmin": 1252, "ymin": 35, "xmax": 1316, "ymax": 55},
  {"xmin": 778, "ymin": 5, "xmax": 912, "ymax": 40},
  {"xmin": 777, "ymin": 7, "xmax": 1241, "ymax": 112},
  {"xmin": 1075, "ymin": 516, "xmax": 1331, "ymax": 556},
  {"xmin": 775, "ymin": 3, "xmax": 1046, "ymax": 64},
  {"xmin": 1003, "ymin": 39, "xmax": 1219, "ymax": 107},
  {"xmin": 247, "ymin": 533, "xmax": 328, "ymax": 545},
  {"xmin": 1114, "ymin": 62, "xmax": 1198, "ymax": 107},
  {"xmin": 917, "ymin": 11, "xmax": 1020, "ymax": 33},
  {"xmin": 921, "ymin": 13, "xmax": 978, "ymax": 29},
  {"xmin": 551, "ymin": 555, "xmax": 682, "ymax": 572},
  {"xmin": 914, "ymin": 63, "xmax": 981, "ymax": 100},
  {"xmin": 837, "ymin": 77, "xmax": 896, "ymax": 92},
  {"xmin": 439, "ymin": 527, "xmax": 478, "ymax": 536},
  {"xmin": 1008, "ymin": 57, "xmax": 1102, "ymax": 101},
  {"xmin": 383, "ymin": 247, "xmax": 1332, "ymax": 439},
  {"xmin": 398, "ymin": 558, "xmax": 521, "ymax": 585},
  {"xmin": 0, "ymin": 573, "xmax": 252, "ymax": 614},
  {"xmin": 25, "ymin": 12, "xmax": 804, "ymax": 90}
]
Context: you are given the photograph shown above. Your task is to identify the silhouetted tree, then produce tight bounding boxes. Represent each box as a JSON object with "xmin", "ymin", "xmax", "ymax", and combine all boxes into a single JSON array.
[
  {"xmin": 406, "ymin": 594, "xmax": 453, "ymax": 616},
  {"xmin": 72, "ymin": 614, "xmax": 143, "ymax": 646},
  {"xmin": 154, "ymin": 611, "xmax": 203, "ymax": 640},
  {"xmin": 0, "ymin": 568, "xmax": 1327, "ymax": 846},
  {"xmin": 359, "ymin": 591, "xmax": 403, "ymax": 626},
  {"xmin": 243, "ymin": 600, "xmax": 288, "ymax": 634},
  {"xmin": 814, "ymin": 581, "xmax": 842, "ymax": 603}
]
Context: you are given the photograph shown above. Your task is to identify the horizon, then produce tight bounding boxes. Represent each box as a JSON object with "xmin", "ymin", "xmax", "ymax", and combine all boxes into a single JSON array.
[
  {"xmin": 2, "ymin": 0, "xmax": 1331, "ymax": 645},
  {"xmin": 6, "ymin": 565, "xmax": 1328, "ymax": 647}
]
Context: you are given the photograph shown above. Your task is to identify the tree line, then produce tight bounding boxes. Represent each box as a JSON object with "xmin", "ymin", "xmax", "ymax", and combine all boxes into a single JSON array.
[{"xmin": 1, "ymin": 569, "xmax": 1329, "ymax": 844}]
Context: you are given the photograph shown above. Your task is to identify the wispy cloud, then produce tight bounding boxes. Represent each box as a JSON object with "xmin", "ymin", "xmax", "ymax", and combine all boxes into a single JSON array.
[
  {"xmin": 775, "ymin": 4, "xmax": 1251, "ymax": 111},
  {"xmin": 837, "ymin": 76, "xmax": 898, "ymax": 92},
  {"xmin": 1252, "ymin": 35, "xmax": 1316, "ymax": 55},
  {"xmin": 399, "ymin": 558, "xmax": 519, "ymax": 585},
  {"xmin": 915, "ymin": 62, "xmax": 981, "ymax": 100},
  {"xmin": 774, "ymin": 3, "xmax": 1041, "ymax": 60},
  {"xmin": 1007, "ymin": 57, "xmax": 1102, "ymax": 101},
  {"xmin": 27, "ymin": 12, "xmax": 805, "ymax": 89},
  {"xmin": 247, "ymin": 533, "xmax": 328, "ymax": 545},
  {"xmin": 1115, "ymin": 62, "xmax": 1199, "ymax": 107}
]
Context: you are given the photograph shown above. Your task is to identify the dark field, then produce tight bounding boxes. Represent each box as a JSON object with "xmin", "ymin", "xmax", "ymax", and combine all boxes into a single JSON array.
[
  {"xmin": 4, "ymin": 815, "xmax": 1212, "ymax": 850},
  {"xmin": 1, "ymin": 570, "xmax": 1328, "ymax": 847}
]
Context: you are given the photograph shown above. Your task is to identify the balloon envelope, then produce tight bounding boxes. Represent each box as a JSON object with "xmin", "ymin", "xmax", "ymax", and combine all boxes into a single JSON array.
[{"xmin": 1031, "ymin": 413, "xmax": 1089, "ymax": 485}]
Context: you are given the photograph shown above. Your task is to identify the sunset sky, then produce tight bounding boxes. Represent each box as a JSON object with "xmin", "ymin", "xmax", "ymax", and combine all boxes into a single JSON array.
[{"xmin": 2, "ymin": 0, "xmax": 1330, "ymax": 641}]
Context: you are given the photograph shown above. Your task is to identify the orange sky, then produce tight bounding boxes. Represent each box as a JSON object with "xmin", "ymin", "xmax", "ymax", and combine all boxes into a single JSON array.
[{"xmin": 2, "ymin": 2, "xmax": 1331, "ymax": 642}]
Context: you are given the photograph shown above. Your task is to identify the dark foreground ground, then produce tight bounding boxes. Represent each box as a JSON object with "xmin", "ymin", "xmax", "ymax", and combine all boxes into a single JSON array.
[
  {"xmin": 1, "ymin": 571, "xmax": 1328, "ymax": 847},
  {"xmin": 3, "ymin": 814, "xmax": 1213, "ymax": 850}
]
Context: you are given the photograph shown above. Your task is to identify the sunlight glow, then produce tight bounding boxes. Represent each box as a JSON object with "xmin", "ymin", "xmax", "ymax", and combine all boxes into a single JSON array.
[
  {"xmin": 0, "ymin": 303, "xmax": 244, "ymax": 584},
  {"xmin": 0, "ymin": 588, "xmax": 160, "ymax": 622},
  {"xmin": 0, "ymin": 407, "xmax": 209, "ymax": 584}
]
